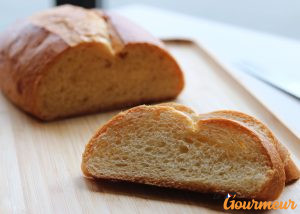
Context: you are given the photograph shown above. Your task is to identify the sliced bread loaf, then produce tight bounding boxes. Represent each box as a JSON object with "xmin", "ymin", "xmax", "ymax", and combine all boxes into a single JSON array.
[
  {"xmin": 0, "ymin": 5, "xmax": 183, "ymax": 120},
  {"xmin": 81, "ymin": 103, "xmax": 293, "ymax": 200}
]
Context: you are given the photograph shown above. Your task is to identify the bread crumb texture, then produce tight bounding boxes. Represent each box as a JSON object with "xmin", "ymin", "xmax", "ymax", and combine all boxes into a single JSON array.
[{"xmin": 82, "ymin": 103, "xmax": 298, "ymax": 200}]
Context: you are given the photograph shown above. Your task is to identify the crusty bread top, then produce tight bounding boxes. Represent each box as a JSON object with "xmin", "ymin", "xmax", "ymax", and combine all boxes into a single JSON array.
[
  {"xmin": 30, "ymin": 5, "xmax": 112, "ymax": 48},
  {"xmin": 29, "ymin": 5, "xmax": 164, "ymax": 51},
  {"xmin": 103, "ymin": 11, "xmax": 164, "ymax": 48}
]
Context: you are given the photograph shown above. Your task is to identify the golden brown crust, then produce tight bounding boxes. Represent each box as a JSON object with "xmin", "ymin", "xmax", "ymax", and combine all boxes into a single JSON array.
[
  {"xmin": 104, "ymin": 11, "xmax": 164, "ymax": 48},
  {"xmin": 0, "ymin": 20, "xmax": 69, "ymax": 117},
  {"xmin": 30, "ymin": 5, "xmax": 112, "ymax": 48},
  {"xmin": 158, "ymin": 102, "xmax": 196, "ymax": 115},
  {"xmin": 201, "ymin": 110, "xmax": 300, "ymax": 184},
  {"xmin": 285, "ymin": 158, "xmax": 300, "ymax": 182},
  {"xmin": 0, "ymin": 5, "xmax": 184, "ymax": 120},
  {"xmin": 81, "ymin": 104, "xmax": 289, "ymax": 200}
]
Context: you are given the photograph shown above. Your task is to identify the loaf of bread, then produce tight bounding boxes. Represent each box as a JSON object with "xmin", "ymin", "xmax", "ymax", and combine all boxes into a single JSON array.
[
  {"xmin": 82, "ymin": 103, "xmax": 299, "ymax": 200},
  {"xmin": 0, "ymin": 5, "xmax": 184, "ymax": 120}
]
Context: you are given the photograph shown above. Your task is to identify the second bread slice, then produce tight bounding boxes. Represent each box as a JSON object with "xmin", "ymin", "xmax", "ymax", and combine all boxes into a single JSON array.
[{"xmin": 198, "ymin": 110, "xmax": 300, "ymax": 184}]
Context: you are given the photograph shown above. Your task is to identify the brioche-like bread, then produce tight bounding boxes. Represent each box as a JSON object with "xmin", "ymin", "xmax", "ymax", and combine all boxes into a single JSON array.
[
  {"xmin": 159, "ymin": 103, "xmax": 300, "ymax": 183},
  {"xmin": 0, "ymin": 5, "xmax": 183, "ymax": 120},
  {"xmin": 197, "ymin": 110, "xmax": 300, "ymax": 184},
  {"xmin": 81, "ymin": 103, "xmax": 296, "ymax": 200}
]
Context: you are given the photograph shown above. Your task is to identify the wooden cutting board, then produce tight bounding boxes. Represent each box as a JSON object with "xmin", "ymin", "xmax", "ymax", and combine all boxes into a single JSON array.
[{"xmin": 0, "ymin": 41, "xmax": 299, "ymax": 214}]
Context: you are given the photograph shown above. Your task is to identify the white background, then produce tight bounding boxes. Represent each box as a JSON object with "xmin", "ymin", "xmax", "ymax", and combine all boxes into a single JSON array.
[{"xmin": 1, "ymin": 0, "xmax": 300, "ymax": 40}]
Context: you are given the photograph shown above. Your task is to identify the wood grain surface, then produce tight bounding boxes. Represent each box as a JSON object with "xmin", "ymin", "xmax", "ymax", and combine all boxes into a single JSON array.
[{"xmin": 0, "ymin": 42, "xmax": 299, "ymax": 213}]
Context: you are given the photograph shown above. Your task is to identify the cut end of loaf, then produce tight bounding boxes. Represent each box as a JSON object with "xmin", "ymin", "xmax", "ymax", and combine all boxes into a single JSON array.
[
  {"xmin": 35, "ymin": 43, "xmax": 183, "ymax": 120},
  {"xmin": 82, "ymin": 103, "xmax": 287, "ymax": 200}
]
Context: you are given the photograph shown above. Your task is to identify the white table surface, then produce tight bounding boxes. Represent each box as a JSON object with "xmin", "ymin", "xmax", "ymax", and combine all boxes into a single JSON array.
[{"xmin": 113, "ymin": 5, "xmax": 300, "ymax": 137}]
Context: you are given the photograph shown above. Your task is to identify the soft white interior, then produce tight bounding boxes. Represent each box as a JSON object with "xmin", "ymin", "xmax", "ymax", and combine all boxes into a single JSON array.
[
  {"xmin": 86, "ymin": 106, "xmax": 272, "ymax": 195},
  {"xmin": 37, "ymin": 44, "xmax": 181, "ymax": 119}
]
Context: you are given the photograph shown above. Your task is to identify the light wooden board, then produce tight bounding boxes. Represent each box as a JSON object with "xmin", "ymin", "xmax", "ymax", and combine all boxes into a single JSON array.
[{"xmin": 0, "ymin": 42, "xmax": 299, "ymax": 214}]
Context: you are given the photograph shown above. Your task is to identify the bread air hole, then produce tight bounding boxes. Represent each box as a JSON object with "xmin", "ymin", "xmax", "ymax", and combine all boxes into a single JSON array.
[
  {"xmin": 179, "ymin": 145, "xmax": 189, "ymax": 153},
  {"xmin": 115, "ymin": 163, "xmax": 127, "ymax": 167},
  {"xmin": 145, "ymin": 147, "xmax": 152, "ymax": 152}
]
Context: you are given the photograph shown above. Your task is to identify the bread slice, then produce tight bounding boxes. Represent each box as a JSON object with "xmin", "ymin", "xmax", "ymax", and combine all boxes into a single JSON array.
[
  {"xmin": 197, "ymin": 110, "xmax": 300, "ymax": 184},
  {"xmin": 82, "ymin": 103, "xmax": 287, "ymax": 200},
  {"xmin": 159, "ymin": 103, "xmax": 300, "ymax": 183},
  {"xmin": 0, "ymin": 5, "xmax": 183, "ymax": 120}
]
